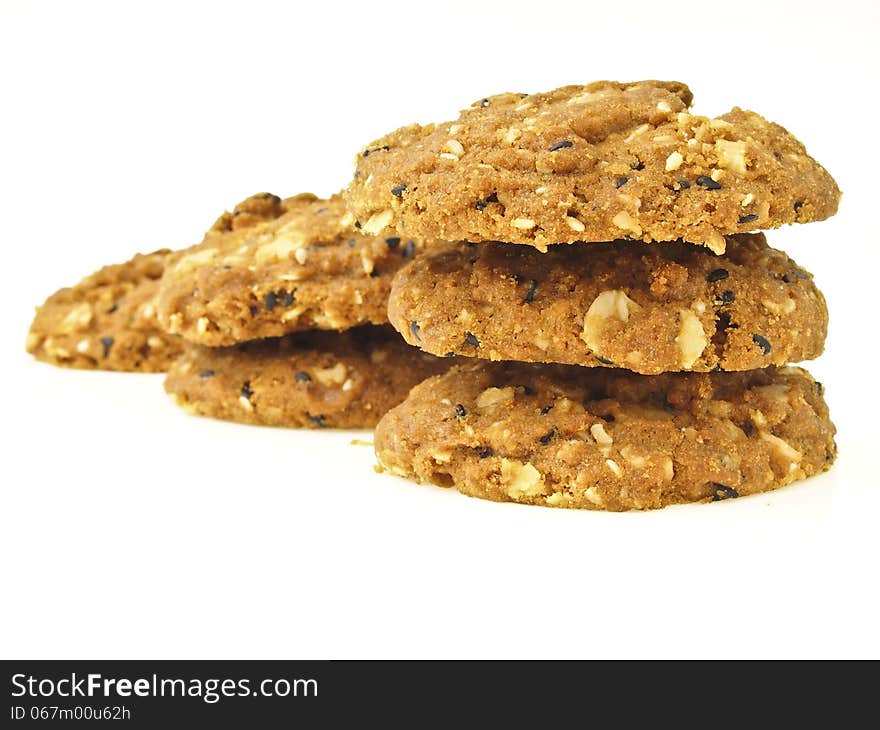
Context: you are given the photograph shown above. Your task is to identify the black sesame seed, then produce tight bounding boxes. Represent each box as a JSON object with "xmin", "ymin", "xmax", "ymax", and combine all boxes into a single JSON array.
[
  {"xmin": 281, "ymin": 291, "xmax": 295, "ymax": 307},
  {"xmin": 741, "ymin": 421, "xmax": 755, "ymax": 437},
  {"xmin": 716, "ymin": 311, "xmax": 733, "ymax": 332},
  {"xmin": 539, "ymin": 428, "xmax": 556, "ymax": 445},
  {"xmin": 464, "ymin": 332, "xmax": 480, "ymax": 347},
  {"xmin": 615, "ymin": 176, "xmax": 629, "ymax": 189},
  {"xmin": 793, "ymin": 200, "xmax": 804, "ymax": 212},
  {"xmin": 391, "ymin": 184, "xmax": 407, "ymax": 199},
  {"xmin": 354, "ymin": 220, "xmax": 362, "ymax": 229},
  {"xmin": 385, "ymin": 236, "xmax": 401, "ymax": 249},
  {"xmin": 816, "ymin": 381, "xmax": 824, "ymax": 396},
  {"xmin": 519, "ymin": 385, "xmax": 535, "ymax": 396},
  {"xmin": 596, "ymin": 356, "xmax": 614, "ymax": 365},
  {"xmin": 632, "ymin": 161, "xmax": 645, "ymax": 171},
  {"xmin": 707, "ymin": 268, "xmax": 729, "ymax": 283},
  {"xmin": 712, "ymin": 484, "xmax": 740, "ymax": 501},
  {"xmin": 99, "ymin": 336, "xmax": 114, "ymax": 357},
  {"xmin": 712, "ymin": 363, "xmax": 725, "ymax": 372},
  {"xmin": 738, "ymin": 214, "xmax": 759, "ymax": 224},
  {"xmin": 549, "ymin": 140, "xmax": 574, "ymax": 151},
  {"xmin": 480, "ymin": 99, "xmax": 489, "ymax": 107},
  {"xmin": 718, "ymin": 290, "xmax": 736, "ymax": 305},
  {"xmin": 265, "ymin": 291, "xmax": 277, "ymax": 311},
  {"xmin": 696, "ymin": 175, "xmax": 722, "ymax": 190},
  {"xmin": 752, "ymin": 334, "xmax": 771, "ymax": 355},
  {"xmin": 402, "ymin": 240, "xmax": 416, "ymax": 259},
  {"xmin": 444, "ymin": 351, "xmax": 455, "ymax": 358},
  {"xmin": 678, "ymin": 179, "xmax": 691, "ymax": 189},
  {"xmin": 198, "ymin": 370, "xmax": 215, "ymax": 378},
  {"xmin": 240, "ymin": 381, "xmax": 253, "ymax": 399},
  {"xmin": 307, "ymin": 413, "xmax": 326, "ymax": 428},
  {"xmin": 475, "ymin": 446, "xmax": 494, "ymax": 458},
  {"xmin": 362, "ymin": 145, "xmax": 389, "ymax": 157},
  {"xmin": 249, "ymin": 305, "xmax": 260, "ymax": 316},
  {"xmin": 540, "ymin": 404, "xmax": 554, "ymax": 416},
  {"xmin": 410, "ymin": 321, "xmax": 421, "ymax": 341},
  {"xmin": 369, "ymin": 268, "xmax": 380, "ymax": 278},
  {"xmin": 294, "ymin": 371, "xmax": 311, "ymax": 382},
  {"xmin": 524, "ymin": 279, "xmax": 538, "ymax": 303},
  {"xmin": 455, "ymin": 403, "xmax": 467, "ymax": 418},
  {"xmin": 475, "ymin": 192, "xmax": 498, "ymax": 211}
]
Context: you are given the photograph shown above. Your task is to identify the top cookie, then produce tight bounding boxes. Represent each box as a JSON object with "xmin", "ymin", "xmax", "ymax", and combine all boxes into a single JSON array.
[
  {"xmin": 347, "ymin": 80, "xmax": 840, "ymax": 252},
  {"xmin": 156, "ymin": 192, "xmax": 423, "ymax": 346}
]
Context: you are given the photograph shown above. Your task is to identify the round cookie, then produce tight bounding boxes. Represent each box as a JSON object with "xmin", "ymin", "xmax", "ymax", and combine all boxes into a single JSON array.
[
  {"xmin": 165, "ymin": 326, "xmax": 454, "ymax": 429},
  {"xmin": 157, "ymin": 192, "xmax": 422, "ymax": 346},
  {"xmin": 375, "ymin": 361, "xmax": 836, "ymax": 511},
  {"xmin": 347, "ymin": 80, "xmax": 840, "ymax": 253},
  {"xmin": 27, "ymin": 249, "xmax": 184, "ymax": 372},
  {"xmin": 389, "ymin": 233, "xmax": 827, "ymax": 375}
]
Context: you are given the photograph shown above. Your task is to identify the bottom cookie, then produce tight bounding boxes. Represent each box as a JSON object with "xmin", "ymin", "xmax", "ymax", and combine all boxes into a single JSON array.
[
  {"xmin": 165, "ymin": 326, "xmax": 455, "ymax": 428},
  {"xmin": 374, "ymin": 361, "xmax": 836, "ymax": 511}
]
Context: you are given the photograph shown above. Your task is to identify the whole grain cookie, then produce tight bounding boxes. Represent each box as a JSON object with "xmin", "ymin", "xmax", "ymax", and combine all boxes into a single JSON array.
[
  {"xmin": 165, "ymin": 326, "xmax": 454, "ymax": 428},
  {"xmin": 348, "ymin": 80, "xmax": 840, "ymax": 252},
  {"xmin": 27, "ymin": 249, "xmax": 184, "ymax": 372},
  {"xmin": 157, "ymin": 192, "xmax": 422, "ymax": 346},
  {"xmin": 389, "ymin": 233, "xmax": 826, "ymax": 375},
  {"xmin": 375, "ymin": 361, "xmax": 835, "ymax": 511}
]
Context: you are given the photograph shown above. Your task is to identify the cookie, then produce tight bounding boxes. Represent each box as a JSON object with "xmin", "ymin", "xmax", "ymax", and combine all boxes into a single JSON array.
[
  {"xmin": 347, "ymin": 80, "xmax": 840, "ymax": 253},
  {"xmin": 375, "ymin": 361, "xmax": 836, "ymax": 511},
  {"xmin": 389, "ymin": 233, "xmax": 826, "ymax": 375},
  {"xmin": 157, "ymin": 192, "xmax": 423, "ymax": 346},
  {"xmin": 27, "ymin": 249, "xmax": 184, "ymax": 372},
  {"xmin": 165, "ymin": 325, "xmax": 454, "ymax": 428}
]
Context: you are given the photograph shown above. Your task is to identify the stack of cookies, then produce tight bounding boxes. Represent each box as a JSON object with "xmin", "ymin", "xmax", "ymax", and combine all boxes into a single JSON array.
[
  {"xmin": 348, "ymin": 80, "xmax": 840, "ymax": 510},
  {"xmin": 28, "ymin": 192, "xmax": 451, "ymax": 428}
]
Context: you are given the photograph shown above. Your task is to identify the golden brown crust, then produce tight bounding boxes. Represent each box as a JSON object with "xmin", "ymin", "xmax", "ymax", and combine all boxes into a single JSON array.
[
  {"xmin": 347, "ymin": 80, "xmax": 840, "ymax": 252},
  {"xmin": 27, "ymin": 249, "xmax": 184, "ymax": 372},
  {"xmin": 164, "ymin": 326, "xmax": 455, "ymax": 428},
  {"xmin": 156, "ymin": 193, "xmax": 423, "ymax": 346},
  {"xmin": 375, "ymin": 361, "xmax": 836, "ymax": 511},
  {"xmin": 388, "ymin": 234, "xmax": 827, "ymax": 374}
]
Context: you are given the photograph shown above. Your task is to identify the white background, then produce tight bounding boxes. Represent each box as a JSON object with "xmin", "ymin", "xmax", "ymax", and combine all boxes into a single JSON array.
[{"xmin": 1, "ymin": 0, "xmax": 877, "ymax": 659}]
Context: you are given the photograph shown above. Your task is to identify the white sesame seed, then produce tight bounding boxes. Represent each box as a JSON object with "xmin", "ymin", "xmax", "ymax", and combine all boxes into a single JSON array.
[
  {"xmin": 665, "ymin": 151, "xmax": 684, "ymax": 171},
  {"xmin": 566, "ymin": 216, "xmax": 585, "ymax": 232},
  {"xmin": 444, "ymin": 139, "xmax": 464, "ymax": 156}
]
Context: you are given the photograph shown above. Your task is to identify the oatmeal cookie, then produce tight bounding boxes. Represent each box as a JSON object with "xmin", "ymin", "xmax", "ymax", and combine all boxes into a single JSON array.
[
  {"xmin": 157, "ymin": 192, "xmax": 423, "ymax": 346},
  {"xmin": 165, "ymin": 325, "xmax": 453, "ymax": 428},
  {"xmin": 375, "ymin": 361, "xmax": 836, "ymax": 511},
  {"xmin": 389, "ymin": 234, "xmax": 826, "ymax": 374},
  {"xmin": 348, "ymin": 80, "xmax": 840, "ymax": 252},
  {"xmin": 27, "ymin": 249, "xmax": 183, "ymax": 372}
]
